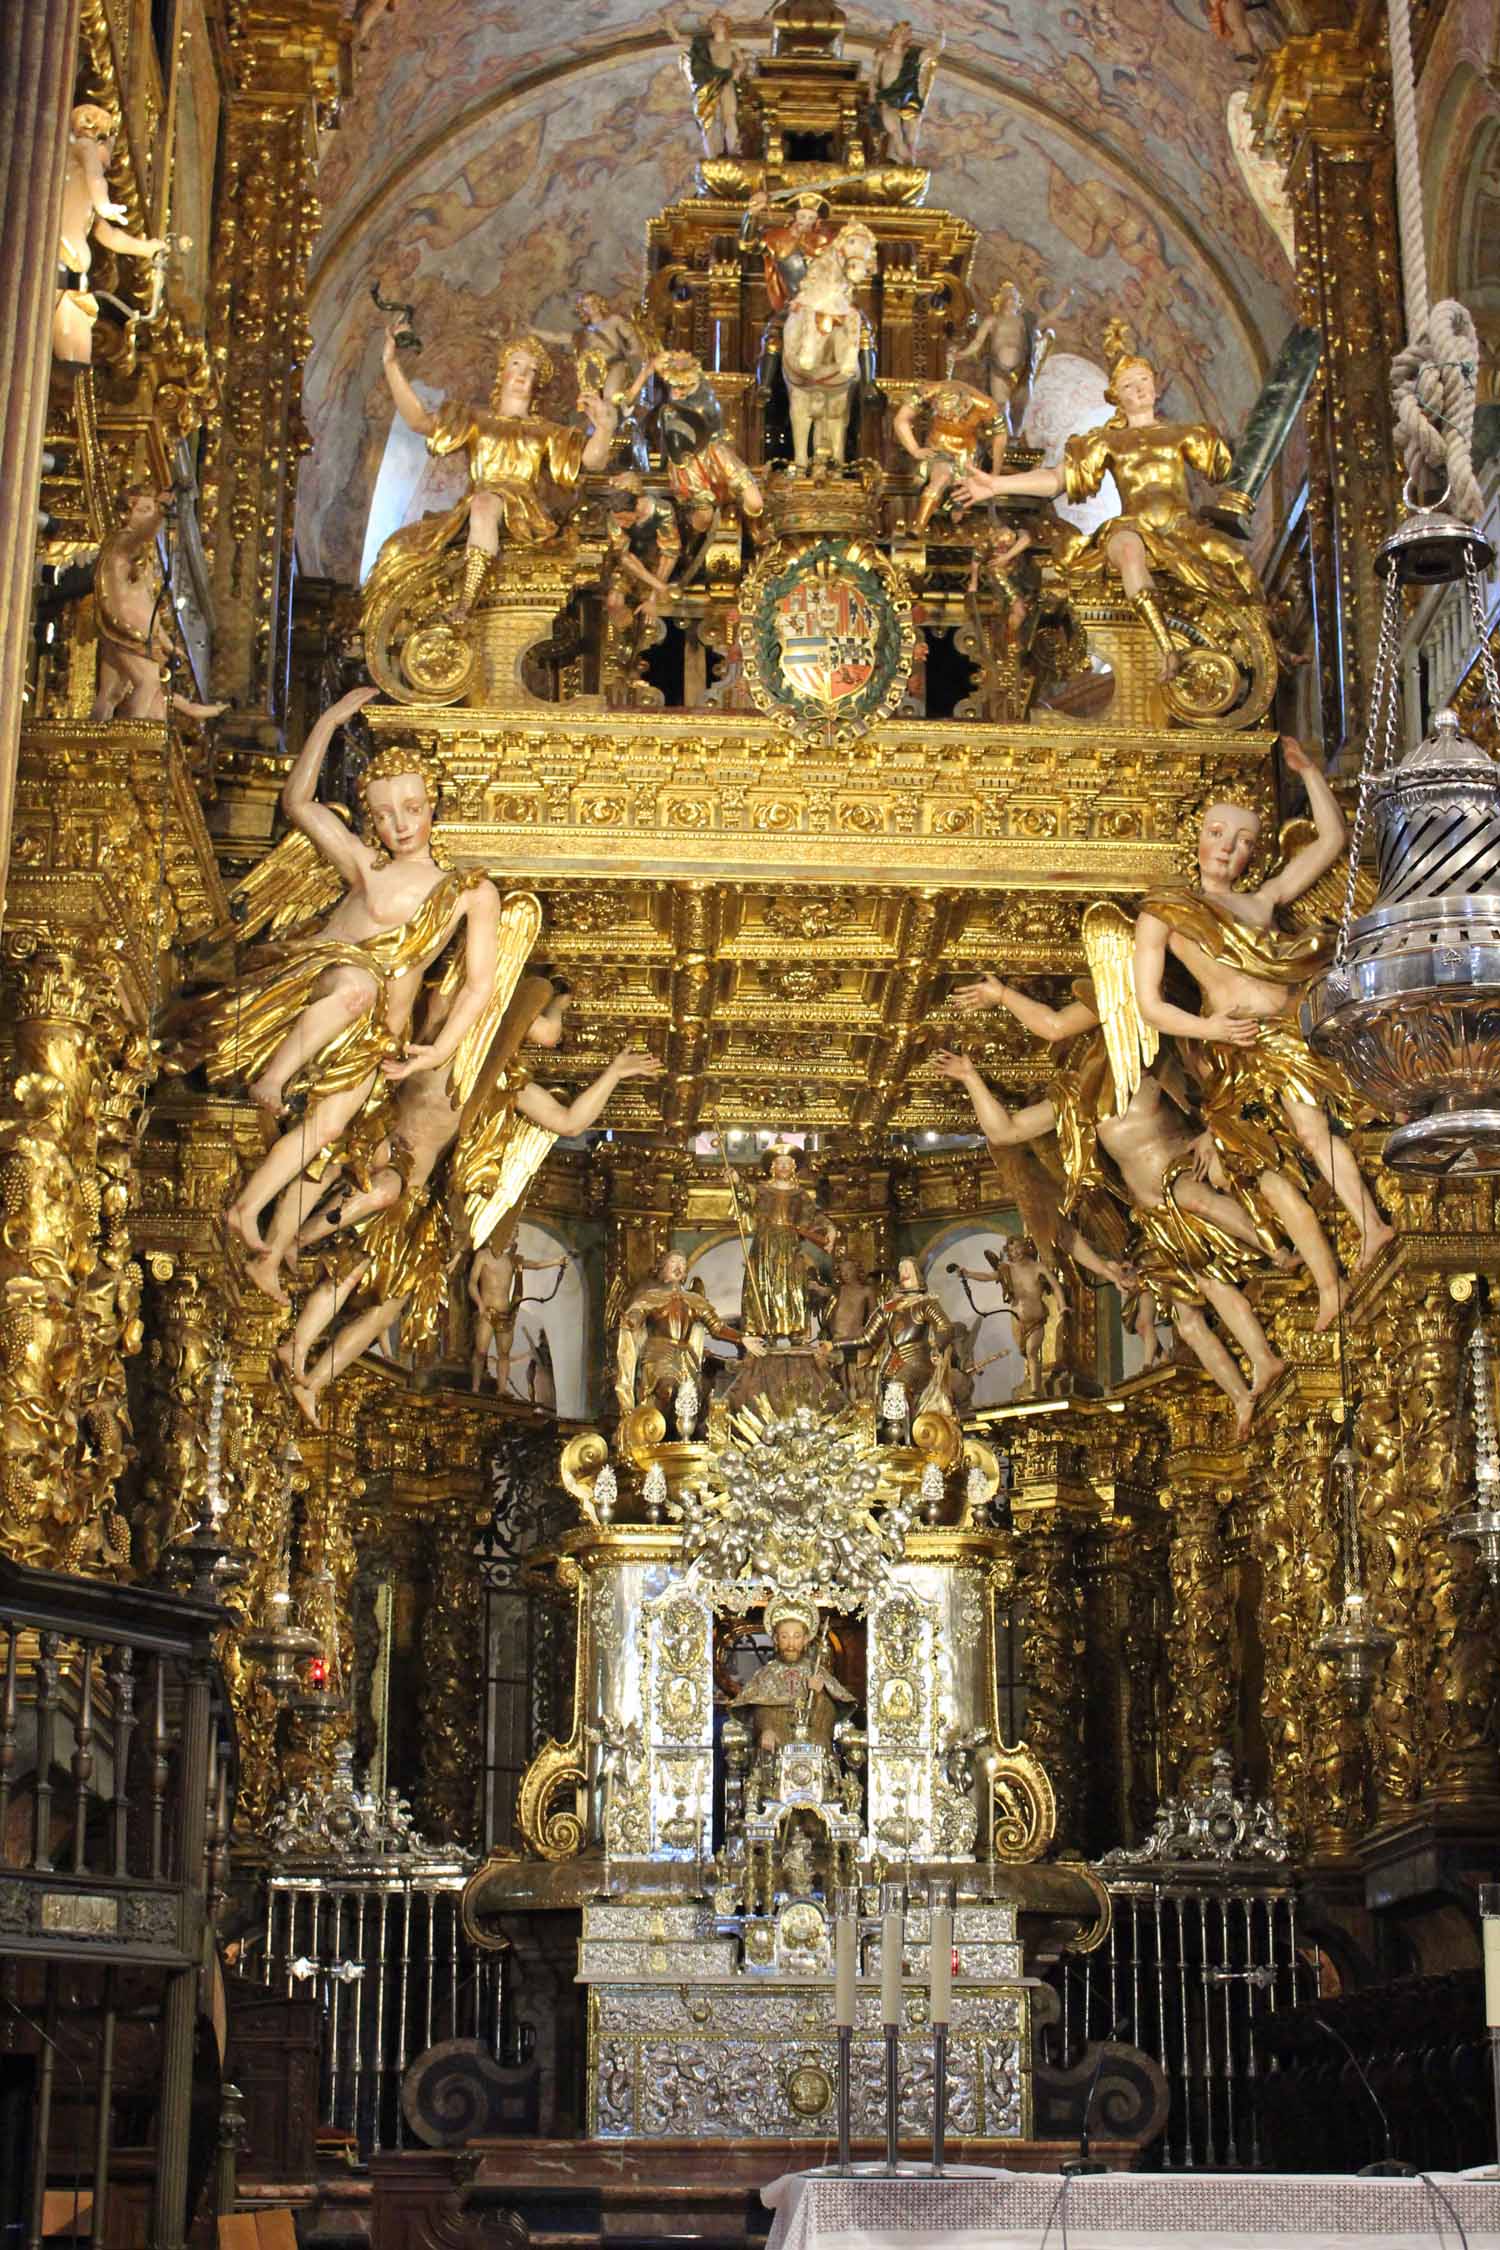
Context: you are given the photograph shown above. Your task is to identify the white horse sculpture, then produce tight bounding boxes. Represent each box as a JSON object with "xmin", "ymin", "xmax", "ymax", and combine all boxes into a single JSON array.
[{"xmin": 781, "ymin": 222, "xmax": 878, "ymax": 470}]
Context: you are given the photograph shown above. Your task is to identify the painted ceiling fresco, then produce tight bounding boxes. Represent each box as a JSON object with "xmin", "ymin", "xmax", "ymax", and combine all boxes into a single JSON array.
[{"xmin": 297, "ymin": 0, "xmax": 1296, "ymax": 581}]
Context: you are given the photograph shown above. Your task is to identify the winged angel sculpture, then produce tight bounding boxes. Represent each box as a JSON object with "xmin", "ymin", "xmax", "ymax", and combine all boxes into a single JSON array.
[
  {"xmin": 939, "ymin": 853, "xmax": 1361, "ymax": 1435},
  {"xmin": 167, "ymin": 684, "xmax": 656, "ymax": 1416}
]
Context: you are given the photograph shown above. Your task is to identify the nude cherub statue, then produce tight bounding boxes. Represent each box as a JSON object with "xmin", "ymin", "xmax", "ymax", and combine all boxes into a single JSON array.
[
  {"xmin": 167, "ymin": 685, "xmax": 509, "ymax": 1278},
  {"xmin": 1132, "ymin": 740, "xmax": 1394, "ymax": 1276},
  {"xmin": 892, "ymin": 378, "xmax": 1004, "ymax": 532},
  {"xmin": 951, "ymin": 1237, "xmax": 1067, "ymax": 1399},
  {"xmin": 872, "ymin": 20, "xmax": 942, "ymax": 166},
  {"xmin": 470, "ymin": 1236, "xmax": 569, "ymax": 1392},
  {"xmin": 663, "ymin": 9, "xmax": 751, "ymax": 157},
  {"xmin": 536, "ymin": 293, "xmax": 648, "ymax": 413},
  {"xmin": 821, "ymin": 1251, "xmax": 879, "ymax": 1398},
  {"xmin": 368, "ymin": 329, "xmax": 619, "ymax": 621},
  {"xmin": 950, "ymin": 279, "xmax": 1071, "ymax": 434},
  {"xmin": 55, "ymin": 105, "xmax": 166, "ymax": 365},
  {"xmin": 90, "ymin": 487, "xmax": 228, "ymax": 724}
]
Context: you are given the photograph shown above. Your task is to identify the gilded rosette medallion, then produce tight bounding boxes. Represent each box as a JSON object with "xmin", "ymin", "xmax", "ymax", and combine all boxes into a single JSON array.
[{"xmin": 739, "ymin": 538, "xmax": 915, "ymax": 749}]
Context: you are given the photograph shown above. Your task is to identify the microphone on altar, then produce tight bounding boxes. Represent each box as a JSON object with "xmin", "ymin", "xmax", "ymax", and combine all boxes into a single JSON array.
[
  {"xmin": 1309, "ymin": 2013, "xmax": 1415, "ymax": 2177},
  {"xmin": 1061, "ymin": 2015, "xmax": 1131, "ymax": 2177}
]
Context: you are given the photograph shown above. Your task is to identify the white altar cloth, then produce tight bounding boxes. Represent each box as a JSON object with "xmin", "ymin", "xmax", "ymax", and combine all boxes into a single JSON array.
[{"xmin": 761, "ymin": 2167, "xmax": 1500, "ymax": 2250}]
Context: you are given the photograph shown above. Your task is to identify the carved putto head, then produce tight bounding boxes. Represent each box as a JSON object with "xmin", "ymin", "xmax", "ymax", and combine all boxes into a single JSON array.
[
  {"xmin": 990, "ymin": 280, "xmax": 1023, "ymax": 313},
  {"xmin": 1102, "ymin": 318, "xmax": 1158, "ymax": 415},
  {"xmin": 1197, "ymin": 797, "xmax": 1264, "ymax": 889},
  {"xmin": 658, "ymin": 350, "xmax": 705, "ymax": 397},
  {"xmin": 71, "ymin": 103, "xmax": 118, "ymax": 146}
]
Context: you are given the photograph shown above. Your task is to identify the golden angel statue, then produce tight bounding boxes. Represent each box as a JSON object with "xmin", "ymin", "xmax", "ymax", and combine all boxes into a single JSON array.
[
  {"xmin": 276, "ymin": 968, "xmax": 660, "ymax": 1425},
  {"xmin": 614, "ymin": 1250, "xmax": 765, "ymax": 1426},
  {"xmin": 937, "ymin": 911, "xmax": 1352, "ymax": 1436},
  {"xmin": 165, "ymin": 685, "xmax": 515, "ymax": 1296},
  {"xmin": 368, "ymin": 328, "xmax": 619, "ymax": 623},
  {"xmin": 1132, "ymin": 738, "xmax": 1393, "ymax": 1274},
  {"xmin": 953, "ymin": 320, "xmax": 1260, "ymax": 681}
]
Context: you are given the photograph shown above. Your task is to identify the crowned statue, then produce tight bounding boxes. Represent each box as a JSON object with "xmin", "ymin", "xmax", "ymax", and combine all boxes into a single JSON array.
[{"xmin": 734, "ymin": 1594, "xmax": 853, "ymax": 1753}]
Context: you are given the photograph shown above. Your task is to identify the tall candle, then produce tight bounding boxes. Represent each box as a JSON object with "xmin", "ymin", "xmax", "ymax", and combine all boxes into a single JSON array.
[
  {"xmin": 930, "ymin": 1901, "xmax": 953, "ymax": 2025},
  {"xmin": 881, "ymin": 1900, "xmax": 903, "ymax": 2025},
  {"xmin": 835, "ymin": 1914, "xmax": 857, "ymax": 2028},
  {"xmin": 1484, "ymin": 1909, "xmax": 1500, "ymax": 2030}
]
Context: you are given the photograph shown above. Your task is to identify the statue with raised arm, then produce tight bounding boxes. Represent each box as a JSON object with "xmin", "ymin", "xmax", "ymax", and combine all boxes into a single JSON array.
[
  {"xmin": 1132, "ymin": 740, "xmax": 1394, "ymax": 1275},
  {"xmin": 366, "ymin": 328, "xmax": 619, "ymax": 623},
  {"xmin": 872, "ymin": 20, "xmax": 941, "ymax": 165},
  {"xmin": 746, "ymin": 1146, "xmax": 833, "ymax": 1344},
  {"xmin": 166, "ymin": 687, "xmax": 512, "ymax": 1290},
  {"xmin": 662, "ymin": 9, "xmax": 751, "ymax": 156},
  {"xmin": 780, "ymin": 222, "xmax": 879, "ymax": 471},
  {"xmin": 614, "ymin": 1249, "xmax": 765, "ymax": 1427},
  {"xmin": 823, "ymin": 1251, "xmax": 879, "ymax": 1398},
  {"xmin": 90, "ymin": 486, "xmax": 228, "ymax": 724},
  {"xmin": 282, "ymin": 1029, "xmax": 662, "ymax": 1427},
  {"xmin": 625, "ymin": 352, "xmax": 765, "ymax": 538},
  {"xmin": 740, "ymin": 191, "xmax": 838, "ymax": 403},
  {"xmin": 953, "ymin": 321, "xmax": 1260, "ymax": 682},
  {"xmin": 950, "ymin": 279, "xmax": 1071, "ymax": 434},
  {"xmin": 55, "ymin": 105, "xmax": 166, "ymax": 365},
  {"xmin": 951, "ymin": 1238, "xmax": 1067, "ymax": 1399},
  {"xmin": 892, "ymin": 377, "xmax": 1004, "ymax": 532},
  {"xmin": 470, "ymin": 1236, "xmax": 569, "ymax": 1393},
  {"xmin": 838, "ymin": 1254, "xmax": 956, "ymax": 1418}
]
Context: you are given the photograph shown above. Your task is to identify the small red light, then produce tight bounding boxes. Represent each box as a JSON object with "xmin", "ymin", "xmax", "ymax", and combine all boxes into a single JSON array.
[{"xmin": 307, "ymin": 1657, "xmax": 327, "ymax": 1686}]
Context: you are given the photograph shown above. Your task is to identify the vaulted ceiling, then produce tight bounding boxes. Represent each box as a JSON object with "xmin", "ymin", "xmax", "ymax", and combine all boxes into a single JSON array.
[{"xmin": 296, "ymin": 0, "xmax": 1298, "ymax": 581}]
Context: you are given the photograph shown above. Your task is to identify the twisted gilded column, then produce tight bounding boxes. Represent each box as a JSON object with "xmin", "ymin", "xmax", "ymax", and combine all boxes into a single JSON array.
[
  {"xmin": 1162, "ymin": 1488, "xmax": 1234, "ymax": 1792},
  {"xmin": 1254, "ymin": 33, "xmax": 1402, "ymax": 753},
  {"xmin": 199, "ymin": 7, "xmax": 340, "ymax": 718},
  {"xmin": 0, "ymin": 0, "xmax": 81, "ymax": 912},
  {"xmin": 418, "ymin": 1474, "xmax": 488, "ymax": 1848}
]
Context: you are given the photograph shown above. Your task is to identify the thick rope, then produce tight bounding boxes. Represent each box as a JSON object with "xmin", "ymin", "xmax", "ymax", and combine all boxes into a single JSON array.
[
  {"xmin": 1386, "ymin": 0, "xmax": 1485, "ymax": 522},
  {"xmin": 1390, "ymin": 301, "xmax": 1485, "ymax": 524}
]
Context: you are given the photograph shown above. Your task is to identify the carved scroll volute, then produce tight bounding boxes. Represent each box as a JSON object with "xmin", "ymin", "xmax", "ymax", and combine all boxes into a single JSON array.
[
  {"xmin": 516, "ymin": 1555, "xmax": 590, "ymax": 1860},
  {"xmin": 986, "ymin": 1739, "xmax": 1057, "ymax": 1865}
]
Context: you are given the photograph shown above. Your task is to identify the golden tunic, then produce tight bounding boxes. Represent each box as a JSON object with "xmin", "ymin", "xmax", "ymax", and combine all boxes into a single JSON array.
[
  {"xmin": 1057, "ymin": 418, "xmax": 1259, "ymax": 608},
  {"xmin": 362, "ymin": 405, "xmax": 586, "ymax": 611},
  {"xmin": 1139, "ymin": 889, "xmax": 1359, "ymax": 1178},
  {"xmin": 747, "ymin": 1179, "xmax": 823, "ymax": 1339}
]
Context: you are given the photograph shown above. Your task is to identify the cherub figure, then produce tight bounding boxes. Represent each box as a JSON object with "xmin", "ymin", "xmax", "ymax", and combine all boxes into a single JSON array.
[
  {"xmin": 951, "ymin": 1237, "xmax": 1067, "ymax": 1399},
  {"xmin": 873, "ymin": 20, "xmax": 942, "ymax": 166},
  {"xmin": 90, "ymin": 487, "xmax": 228, "ymax": 724},
  {"xmin": 55, "ymin": 105, "xmax": 166, "ymax": 365},
  {"xmin": 625, "ymin": 352, "xmax": 765, "ymax": 539},
  {"xmin": 537, "ymin": 291, "xmax": 647, "ymax": 405},
  {"xmin": 954, "ymin": 321, "xmax": 1260, "ymax": 680},
  {"xmin": 663, "ymin": 9, "xmax": 752, "ymax": 157},
  {"xmin": 950, "ymin": 279, "xmax": 1071, "ymax": 433},
  {"xmin": 167, "ymin": 685, "xmax": 509, "ymax": 1284},
  {"xmin": 368, "ymin": 329, "xmax": 618, "ymax": 621},
  {"xmin": 820, "ymin": 1251, "xmax": 879, "ymax": 1398},
  {"xmin": 470, "ymin": 1235, "xmax": 569, "ymax": 1393},
  {"xmin": 892, "ymin": 377, "xmax": 1004, "ymax": 532},
  {"xmin": 1133, "ymin": 740, "xmax": 1394, "ymax": 1275}
]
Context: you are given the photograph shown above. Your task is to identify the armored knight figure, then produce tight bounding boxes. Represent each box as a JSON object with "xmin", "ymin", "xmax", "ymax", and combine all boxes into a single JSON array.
[
  {"xmin": 615, "ymin": 1250, "xmax": 765, "ymax": 1426},
  {"xmin": 840, "ymin": 1254, "xmax": 957, "ymax": 1417},
  {"xmin": 735, "ymin": 1594, "xmax": 853, "ymax": 1753}
]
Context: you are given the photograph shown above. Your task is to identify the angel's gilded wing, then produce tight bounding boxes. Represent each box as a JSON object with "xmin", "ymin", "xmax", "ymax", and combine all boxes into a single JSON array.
[
  {"xmin": 457, "ymin": 1111, "xmax": 557, "ymax": 1253},
  {"xmin": 216, "ymin": 822, "xmax": 347, "ymax": 945},
  {"xmin": 440, "ymin": 891, "xmax": 545, "ymax": 1110},
  {"xmin": 1275, "ymin": 817, "xmax": 1375, "ymax": 933},
  {"xmin": 1082, "ymin": 901, "xmax": 1158, "ymax": 1117}
]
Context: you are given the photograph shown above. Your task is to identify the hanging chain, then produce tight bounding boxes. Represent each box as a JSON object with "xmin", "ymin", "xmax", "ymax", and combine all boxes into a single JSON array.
[
  {"xmin": 1463, "ymin": 542, "xmax": 1500, "ymax": 729},
  {"xmin": 1334, "ymin": 569, "xmax": 1406, "ymax": 968}
]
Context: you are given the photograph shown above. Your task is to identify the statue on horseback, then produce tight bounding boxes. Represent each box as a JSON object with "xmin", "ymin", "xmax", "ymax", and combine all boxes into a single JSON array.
[{"xmin": 781, "ymin": 222, "xmax": 879, "ymax": 471}]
